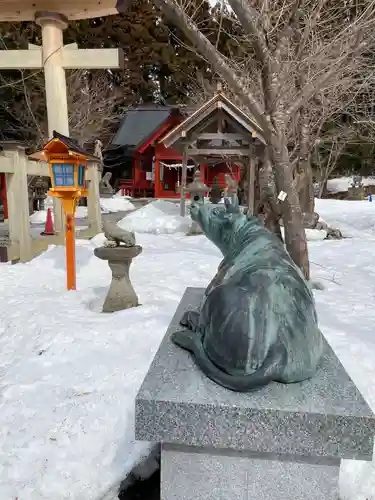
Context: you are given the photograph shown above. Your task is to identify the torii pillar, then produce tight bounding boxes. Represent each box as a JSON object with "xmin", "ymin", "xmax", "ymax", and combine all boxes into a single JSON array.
[
  {"xmin": 37, "ymin": 12, "xmax": 69, "ymax": 233},
  {"xmin": 0, "ymin": 10, "xmax": 123, "ymax": 233}
]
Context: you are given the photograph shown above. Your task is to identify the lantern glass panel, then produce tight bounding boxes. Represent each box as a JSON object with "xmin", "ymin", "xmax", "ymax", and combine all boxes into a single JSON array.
[
  {"xmin": 53, "ymin": 164, "xmax": 75, "ymax": 187},
  {"xmin": 78, "ymin": 164, "xmax": 85, "ymax": 187}
]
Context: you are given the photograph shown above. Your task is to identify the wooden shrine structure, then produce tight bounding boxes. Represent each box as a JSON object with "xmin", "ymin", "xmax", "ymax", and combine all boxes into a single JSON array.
[{"xmin": 109, "ymin": 92, "xmax": 266, "ymax": 212}]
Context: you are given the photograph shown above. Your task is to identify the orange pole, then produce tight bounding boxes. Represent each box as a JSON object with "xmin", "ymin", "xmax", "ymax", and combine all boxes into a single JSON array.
[{"xmin": 65, "ymin": 212, "xmax": 76, "ymax": 290}]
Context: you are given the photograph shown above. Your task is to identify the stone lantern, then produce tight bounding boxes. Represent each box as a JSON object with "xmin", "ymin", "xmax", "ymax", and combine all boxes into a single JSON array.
[
  {"xmin": 186, "ymin": 169, "xmax": 208, "ymax": 235},
  {"xmin": 33, "ymin": 176, "xmax": 49, "ymax": 211},
  {"xmin": 187, "ymin": 169, "xmax": 208, "ymax": 204}
]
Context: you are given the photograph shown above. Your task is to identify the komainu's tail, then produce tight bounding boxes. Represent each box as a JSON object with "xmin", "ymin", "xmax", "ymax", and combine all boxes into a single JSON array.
[{"xmin": 171, "ymin": 329, "xmax": 287, "ymax": 393}]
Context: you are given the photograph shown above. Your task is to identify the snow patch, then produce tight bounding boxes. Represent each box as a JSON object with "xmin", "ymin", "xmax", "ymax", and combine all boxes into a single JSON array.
[
  {"xmin": 118, "ymin": 199, "xmax": 191, "ymax": 235},
  {"xmin": 90, "ymin": 232, "xmax": 107, "ymax": 248},
  {"xmin": 326, "ymin": 176, "xmax": 375, "ymax": 193},
  {"xmin": 99, "ymin": 197, "xmax": 135, "ymax": 214},
  {"xmin": 281, "ymin": 226, "xmax": 327, "ymax": 241}
]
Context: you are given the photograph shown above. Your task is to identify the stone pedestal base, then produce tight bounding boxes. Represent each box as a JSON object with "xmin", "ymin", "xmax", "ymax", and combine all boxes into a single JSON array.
[
  {"xmin": 94, "ymin": 245, "xmax": 142, "ymax": 313},
  {"xmin": 135, "ymin": 288, "xmax": 375, "ymax": 500},
  {"xmin": 162, "ymin": 444, "xmax": 340, "ymax": 500}
]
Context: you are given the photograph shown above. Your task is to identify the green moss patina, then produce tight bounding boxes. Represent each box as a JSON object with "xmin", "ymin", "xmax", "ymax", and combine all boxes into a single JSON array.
[{"xmin": 172, "ymin": 196, "xmax": 323, "ymax": 392}]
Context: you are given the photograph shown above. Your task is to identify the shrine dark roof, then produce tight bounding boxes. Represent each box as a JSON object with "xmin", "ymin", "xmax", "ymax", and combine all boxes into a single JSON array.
[
  {"xmin": 29, "ymin": 130, "xmax": 100, "ymax": 162},
  {"xmin": 110, "ymin": 104, "xmax": 191, "ymax": 150}
]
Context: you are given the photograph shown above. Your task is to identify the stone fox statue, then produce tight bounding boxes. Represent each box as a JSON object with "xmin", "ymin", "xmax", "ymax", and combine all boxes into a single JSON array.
[{"xmin": 172, "ymin": 196, "xmax": 323, "ymax": 392}]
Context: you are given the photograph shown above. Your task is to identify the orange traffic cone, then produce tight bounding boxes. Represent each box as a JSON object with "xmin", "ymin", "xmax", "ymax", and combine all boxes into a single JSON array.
[{"xmin": 41, "ymin": 208, "xmax": 55, "ymax": 236}]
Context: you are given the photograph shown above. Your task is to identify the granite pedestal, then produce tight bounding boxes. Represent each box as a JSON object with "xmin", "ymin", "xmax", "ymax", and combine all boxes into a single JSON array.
[{"xmin": 135, "ymin": 288, "xmax": 375, "ymax": 500}]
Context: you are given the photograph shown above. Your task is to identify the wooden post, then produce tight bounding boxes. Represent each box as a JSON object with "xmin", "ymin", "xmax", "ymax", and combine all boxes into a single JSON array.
[
  {"xmin": 86, "ymin": 161, "xmax": 102, "ymax": 234},
  {"xmin": 199, "ymin": 166, "xmax": 205, "ymax": 182},
  {"xmin": 247, "ymin": 146, "xmax": 256, "ymax": 216},
  {"xmin": 180, "ymin": 145, "xmax": 188, "ymax": 217},
  {"xmin": 154, "ymin": 157, "xmax": 160, "ymax": 198},
  {"xmin": 134, "ymin": 156, "xmax": 141, "ymax": 184},
  {"xmin": 4, "ymin": 146, "xmax": 32, "ymax": 262},
  {"xmin": 200, "ymin": 164, "xmax": 208, "ymax": 197},
  {"xmin": 0, "ymin": 174, "xmax": 8, "ymax": 220}
]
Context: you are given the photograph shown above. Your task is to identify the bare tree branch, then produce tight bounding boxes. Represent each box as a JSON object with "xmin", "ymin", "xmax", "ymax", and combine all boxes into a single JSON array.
[
  {"xmin": 152, "ymin": 0, "xmax": 271, "ymax": 134},
  {"xmin": 0, "ymin": 69, "xmax": 129, "ymax": 149}
]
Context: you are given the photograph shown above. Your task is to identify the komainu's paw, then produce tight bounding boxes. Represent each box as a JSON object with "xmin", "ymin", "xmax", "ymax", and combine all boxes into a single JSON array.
[
  {"xmin": 104, "ymin": 239, "xmax": 117, "ymax": 248},
  {"xmin": 171, "ymin": 330, "xmax": 196, "ymax": 352},
  {"xmin": 180, "ymin": 311, "xmax": 190, "ymax": 327},
  {"xmin": 180, "ymin": 310, "xmax": 200, "ymax": 330}
]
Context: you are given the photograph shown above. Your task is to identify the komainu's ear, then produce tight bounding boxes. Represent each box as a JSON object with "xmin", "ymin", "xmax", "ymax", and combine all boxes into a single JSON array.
[{"xmin": 224, "ymin": 195, "xmax": 240, "ymax": 213}]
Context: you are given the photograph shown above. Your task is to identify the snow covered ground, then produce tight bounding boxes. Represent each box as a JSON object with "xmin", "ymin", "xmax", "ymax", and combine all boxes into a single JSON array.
[{"xmin": 1, "ymin": 199, "xmax": 375, "ymax": 499}]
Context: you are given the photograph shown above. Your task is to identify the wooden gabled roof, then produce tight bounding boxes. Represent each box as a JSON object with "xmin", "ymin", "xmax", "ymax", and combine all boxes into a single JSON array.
[{"xmin": 161, "ymin": 92, "xmax": 266, "ymax": 149}]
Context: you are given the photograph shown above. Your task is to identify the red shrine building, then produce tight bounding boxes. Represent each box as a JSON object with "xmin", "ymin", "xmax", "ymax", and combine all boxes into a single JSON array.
[{"xmin": 104, "ymin": 92, "xmax": 264, "ymax": 198}]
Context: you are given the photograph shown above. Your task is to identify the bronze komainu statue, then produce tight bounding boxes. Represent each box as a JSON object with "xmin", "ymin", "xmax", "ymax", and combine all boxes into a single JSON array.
[{"xmin": 172, "ymin": 196, "xmax": 323, "ymax": 392}]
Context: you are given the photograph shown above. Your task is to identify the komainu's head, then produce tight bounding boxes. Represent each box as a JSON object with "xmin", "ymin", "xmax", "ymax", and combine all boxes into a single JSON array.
[{"xmin": 190, "ymin": 196, "xmax": 252, "ymax": 256}]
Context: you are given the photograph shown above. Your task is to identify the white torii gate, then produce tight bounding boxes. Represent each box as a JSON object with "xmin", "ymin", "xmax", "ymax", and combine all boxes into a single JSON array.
[{"xmin": 0, "ymin": 10, "xmax": 123, "ymax": 232}]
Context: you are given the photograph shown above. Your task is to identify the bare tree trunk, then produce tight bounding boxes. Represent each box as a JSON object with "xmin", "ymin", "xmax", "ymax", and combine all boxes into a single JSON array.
[
  {"xmin": 295, "ymin": 108, "xmax": 315, "ymax": 214},
  {"xmin": 317, "ymin": 180, "xmax": 326, "ymax": 199},
  {"xmin": 295, "ymin": 160, "xmax": 315, "ymax": 214},
  {"xmin": 256, "ymin": 149, "xmax": 282, "ymax": 241},
  {"xmin": 268, "ymin": 135, "xmax": 310, "ymax": 279},
  {"xmin": 247, "ymin": 156, "xmax": 256, "ymax": 215}
]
